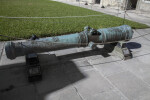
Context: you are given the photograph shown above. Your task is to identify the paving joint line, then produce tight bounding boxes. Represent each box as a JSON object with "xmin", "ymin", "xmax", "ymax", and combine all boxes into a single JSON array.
[
  {"xmin": 85, "ymin": 54, "xmax": 130, "ymax": 100},
  {"xmin": 74, "ymin": 86, "xmax": 85, "ymax": 100},
  {"xmin": 120, "ymin": 65, "xmax": 150, "ymax": 89},
  {"xmin": 61, "ymin": 63, "xmax": 86, "ymax": 100},
  {"xmin": 33, "ymin": 83, "xmax": 39, "ymax": 100},
  {"xmin": 92, "ymin": 66, "xmax": 130, "ymax": 100}
]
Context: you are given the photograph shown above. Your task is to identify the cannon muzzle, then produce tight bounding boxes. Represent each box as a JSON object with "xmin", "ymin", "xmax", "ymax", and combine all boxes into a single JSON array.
[{"xmin": 5, "ymin": 25, "xmax": 133, "ymax": 59}]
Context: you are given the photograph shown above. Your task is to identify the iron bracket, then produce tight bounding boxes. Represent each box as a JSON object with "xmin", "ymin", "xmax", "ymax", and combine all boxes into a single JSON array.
[
  {"xmin": 113, "ymin": 41, "xmax": 132, "ymax": 60},
  {"xmin": 26, "ymin": 53, "xmax": 42, "ymax": 82}
]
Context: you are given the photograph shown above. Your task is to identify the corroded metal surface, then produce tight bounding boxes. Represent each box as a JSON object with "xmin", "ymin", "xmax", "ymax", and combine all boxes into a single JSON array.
[
  {"xmin": 98, "ymin": 25, "xmax": 133, "ymax": 43},
  {"xmin": 5, "ymin": 25, "xmax": 133, "ymax": 59}
]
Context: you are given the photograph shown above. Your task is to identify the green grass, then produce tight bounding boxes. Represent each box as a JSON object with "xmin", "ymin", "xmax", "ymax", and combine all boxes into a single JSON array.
[{"xmin": 0, "ymin": 0, "xmax": 149, "ymax": 41}]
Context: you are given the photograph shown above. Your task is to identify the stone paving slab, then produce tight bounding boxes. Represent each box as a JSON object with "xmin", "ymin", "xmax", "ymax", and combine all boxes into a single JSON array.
[
  {"xmin": 118, "ymin": 56, "xmax": 150, "ymax": 85},
  {"xmin": 0, "ymin": 49, "xmax": 26, "ymax": 69},
  {"xmin": 54, "ymin": 48, "xmax": 78, "ymax": 56},
  {"xmin": 134, "ymin": 28, "xmax": 150, "ymax": 35},
  {"xmin": 128, "ymin": 45, "xmax": 150, "ymax": 58},
  {"xmin": 126, "ymin": 28, "xmax": 150, "ymax": 58},
  {"xmin": 58, "ymin": 52, "xmax": 86, "ymax": 62},
  {"xmin": 144, "ymin": 34, "xmax": 150, "ymax": 40},
  {"xmin": 0, "ymin": 42, "xmax": 26, "ymax": 69},
  {"xmin": 73, "ymin": 60, "xmax": 91, "ymax": 67},
  {"xmin": 67, "ymin": 70, "xmax": 114, "ymax": 100},
  {"xmin": 87, "ymin": 89, "xmax": 128, "ymax": 100},
  {"xmin": 88, "ymin": 55, "xmax": 121, "ymax": 65},
  {"xmin": 0, "ymin": 42, "xmax": 5, "ymax": 62},
  {"xmin": 55, "ymin": 48, "xmax": 86, "ymax": 62},
  {"xmin": 0, "ymin": 67, "xmax": 29, "ymax": 90},
  {"xmin": 93, "ymin": 62, "xmax": 127, "ymax": 77},
  {"xmin": 132, "ymin": 37, "xmax": 150, "ymax": 45},
  {"xmin": 37, "ymin": 85, "xmax": 82, "ymax": 100},
  {"xmin": 107, "ymin": 71, "xmax": 150, "ymax": 100},
  {"xmin": 76, "ymin": 46, "xmax": 112, "ymax": 61},
  {"xmin": 132, "ymin": 30, "xmax": 141, "ymax": 38},
  {"xmin": 38, "ymin": 52, "xmax": 59, "ymax": 66},
  {"xmin": 64, "ymin": 60, "xmax": 93, "ymax": 72},
  {"xmin": 35, "ymin": 64, "xmax": 71, "ymax": 94},
  {"xmin": 0, "ymin": 42, "xmax": 5, "ymax": 50},
  {"xmin": 0, "ymin": 41, "xmax": 150, "ymax": 100},
  {"xmin": 0, "ymin": 85, "xmax": 36, "ymax": 100},
  {"xmin": 128, "ymin": 38, "xmax": 150, "ymax": 58}
]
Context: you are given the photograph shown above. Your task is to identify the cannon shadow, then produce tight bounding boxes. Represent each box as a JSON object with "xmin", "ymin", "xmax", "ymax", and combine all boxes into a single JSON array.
[
  {"xmin": 126, "ymin": 42, "xmax": 141, "ymax": 49},
  {"xmin": 0, "ymin": 45, "xmax": 112, "ymax": 100},
  {"xmin": 36, "ymin": 46, "xmax": 113, "ymax": 99},
  {"xmin": 0, "ymin": 55, "xmax": 86, "ymax": 100},
  {"xmin": 0, "ymin": 42, "xmax": 141, "ymax": 100},
  {"xmin": 56, "ymin": 46, "xmax": 113, "ymax": 62}
]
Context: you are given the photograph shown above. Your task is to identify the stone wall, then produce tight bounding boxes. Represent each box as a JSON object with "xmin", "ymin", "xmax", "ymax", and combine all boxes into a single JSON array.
[
  {"xmin": 69, "ymin": 0, "xmax": 150, "ymax": 12},
  {"xmin": 136, "ymin": 0, "xmax": 150, "ymax": 12},
  {"xmin": 100, "ymin": 0, "xmax": 123, "ymax": 7}
]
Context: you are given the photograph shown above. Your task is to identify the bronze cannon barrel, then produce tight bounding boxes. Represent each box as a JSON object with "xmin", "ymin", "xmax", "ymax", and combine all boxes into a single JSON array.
[{"xmin": 5, "ymin": 25, "xmax": 133, "ymax": 59}]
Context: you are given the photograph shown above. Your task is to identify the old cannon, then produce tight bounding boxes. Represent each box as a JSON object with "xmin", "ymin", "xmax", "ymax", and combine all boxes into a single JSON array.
[
  {"xmin": 5, "ymin": 25, "xmax": 133, "ymax": 82},
  {"xmin": 5, "ymin": 25, "xmax": 133, "ymax": 60}
]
